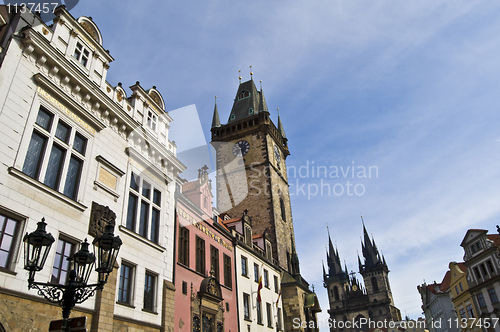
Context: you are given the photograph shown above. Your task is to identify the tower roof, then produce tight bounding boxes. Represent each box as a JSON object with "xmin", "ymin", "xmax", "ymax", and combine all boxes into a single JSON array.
[
  {"xmin": 360, "ymin": 220, "xmax": 386, "ymax": 272},
  {"xmin": 324, "ymin": 227, "xmax": 348, "ymax": 284},
  {"xmin": 227, "ymin": 79, "xmax": 264, "ymax": 123},
  {"xmin": 211, "ymin": 97, "xmax": 221, "ymax": 128}
]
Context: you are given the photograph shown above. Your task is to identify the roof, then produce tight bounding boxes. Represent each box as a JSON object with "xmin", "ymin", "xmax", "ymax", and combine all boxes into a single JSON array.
[
  {"xmin": 440, "ymin": 270, "xmax": 451, "ymax": 292},
  {"xmin": 252, "ymin": 233, "xmax": 264, "ymax": 240},
  {"xmin": 227, "ymin": 79, "xmax": 266, "ymax": 123},
  {"xmin": 487, "ymin": 234, "xmax": 500, "ymax": 247},
  {"xmin": 182, "ymin": 180, "xmax": 198, "ymax": 192}
]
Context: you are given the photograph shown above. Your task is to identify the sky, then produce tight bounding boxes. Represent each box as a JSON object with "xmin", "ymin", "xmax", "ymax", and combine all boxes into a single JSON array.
[{"xmin": 68, "ymin": 0, "xmax": 500, "ymax": 327}]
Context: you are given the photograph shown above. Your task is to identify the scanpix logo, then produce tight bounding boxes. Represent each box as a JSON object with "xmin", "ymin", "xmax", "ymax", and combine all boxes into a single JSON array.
[{"xmin": 2, "ymin": 1, "xmax": 79, "ymax": 24}]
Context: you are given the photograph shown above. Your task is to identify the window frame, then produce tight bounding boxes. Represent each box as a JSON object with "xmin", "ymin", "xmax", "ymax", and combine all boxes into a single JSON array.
[
  {"xmin": 254, "ymin": 263, "xmax": 259, "ymax": 283},
  {"xmin": 477, "ymin": 293, "xmax": 487, "ymax": 308},
  {"xmin": 73, "ymin": 41, "xmax": 91, "ymax": 68},
  {"xmin": 195, "ymin": 236, "xmax": 206, "ymax": 275},
  {"xmin": 243, "ymin": 293, "xmax": 251, "ymax": 321},
  {"xmin": 257, "ymin": 300, "xmax": 263, "ymax": 324},
  {"xmin": 266, "ymin": 302, "xmax": 273, "ymax": 327},
  {"xmin": 241, "ymin": 256, "xmax": 248, "ymax": 277},
  {"xmin": 178, "ymin": 226, "xmax": 190, "ymax": 267},
  {"xmin": 50, "ymin": 237, "xmax": 77, "ymax": 285},
  {"xmin": 274, "ymin": 275, "xmax": 279, "ymax": 293},
  {"xmin": 264, "ymin": 269, "xmax": 269, "ymax": 288},
  {"xmin": 125, "ymin": 172, "xmax": 162, "ymax": 244},
  {"xmin": 21, "ymin": 106, "xmax": 88, "ymax": 201},
  {"xmin": 223, "ymin": 254, "xmax": 232, "ymax": 288},
  {"xmin": 488, "ymin": 288, "xmax": 499, "ymax": 304},
  {"xmin": 0, "ymin": 210, "xmax": 24, "ymax": 272},
  {"xmin": 118, "ymin": 261, "xmax": 135, "ymax": 306},
  {"xmin": 210, "ymin": 245, "xmax": 219, "ymax": 280},
  {"xmin": 143, "ymin": 270, "xmax": 157, "ymax": 313}
]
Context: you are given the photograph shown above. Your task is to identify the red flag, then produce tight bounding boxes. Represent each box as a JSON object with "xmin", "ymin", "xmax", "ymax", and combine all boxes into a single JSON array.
[
  {"xmin": 257, "ymin": 274, "xmax": 263, "ymax": 302},
  {"xmin": 276, "ymin": 288, "xmax": 281, "ymax": 307}
]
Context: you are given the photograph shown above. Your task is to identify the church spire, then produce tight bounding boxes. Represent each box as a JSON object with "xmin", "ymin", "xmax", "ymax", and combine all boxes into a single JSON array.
[
  {"xmin": 227, "ymin": 78, "xmax": 260, "ymax": 123},
  {"xmin": 277, "ymin": 108, "xmax": 287, "ymax": 140},
  {"xmin": 211, "ymin": 96, "xmax": 220, "ymax": 128},
  {"xmin": 360, "ymin": 219, "xmax": 384, "ymax": 271},
  {"xmin": 259, "ymin": 80, "xmax": 269, "ymax": 113},
  {"xmin": 325, "ymin": 227, "xmax": 347, "ymax": 282}
]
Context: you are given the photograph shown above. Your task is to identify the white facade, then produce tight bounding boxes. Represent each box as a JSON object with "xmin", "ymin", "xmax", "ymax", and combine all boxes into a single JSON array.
[
  {"xmin": 0, "ymin": 6, "xmax": 184, "ymax": 329},
  {"xmin": 235, "ymin": 244, "xmax": 284, "ymax": 331}
]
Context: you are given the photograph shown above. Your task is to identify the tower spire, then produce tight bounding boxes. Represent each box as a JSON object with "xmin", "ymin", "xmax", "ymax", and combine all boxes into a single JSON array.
[
  {"xmin": 277, "ymin": 108, "xmax": 287, "ymax": 140},
  {"xmin": 259, "ymin": 80, "xmax": 268, "ymax": 113},
  {"xmin": 211, "ymin": 96, "xmax": 221, "ymax": 128}
]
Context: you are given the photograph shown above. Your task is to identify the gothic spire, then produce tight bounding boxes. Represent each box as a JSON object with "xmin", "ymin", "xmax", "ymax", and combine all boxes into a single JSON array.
[
  {"xmin": 361, "ymin": 219, "xmax": 384, "ymax": 270},
  {"xmin": 277, "ymin": 108, "xmax": 287, "ymax": 140},
  {"xmin": 228, "ymin": 79, "xmax": 260, "ymax": 123},
  {"xmin": 211, "ymin": 96, "xmax": 221, "ymax": 128},
  {"xmin": 259, "ymin": 80, "xmax": 268, "ymax": 113}
]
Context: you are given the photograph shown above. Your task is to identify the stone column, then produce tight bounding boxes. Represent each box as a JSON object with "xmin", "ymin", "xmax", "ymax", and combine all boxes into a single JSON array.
[
  {"xmin": 91, "ymin": 267, "xmax": 118, "ymax": 332},
  {"xmin": 162, "ymin": 280, "xmax": 176, "ymax": 332}
]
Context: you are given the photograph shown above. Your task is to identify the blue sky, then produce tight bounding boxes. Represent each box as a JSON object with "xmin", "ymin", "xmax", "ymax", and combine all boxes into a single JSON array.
[{"xmin": 70, "ymin": 0, "xmax": 500, "ymax": 326}]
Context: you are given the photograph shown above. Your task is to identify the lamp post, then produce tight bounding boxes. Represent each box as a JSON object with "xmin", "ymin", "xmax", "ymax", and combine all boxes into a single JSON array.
[{"xmin": 23, "ymin": 218, "xmax": 122, "ymax": 332}]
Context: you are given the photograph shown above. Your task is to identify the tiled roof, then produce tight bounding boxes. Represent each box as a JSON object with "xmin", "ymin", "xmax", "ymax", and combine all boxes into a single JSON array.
[{"xmin": 440, "ymin": 270, "xmax": 451, "ymax": 292}]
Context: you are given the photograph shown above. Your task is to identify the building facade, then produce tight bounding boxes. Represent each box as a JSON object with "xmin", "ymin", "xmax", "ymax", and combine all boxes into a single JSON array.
[
  {"xmin": 174, "ymin": 167, "xmax": 238, "ymax": 332},
  {"xmin": 418, "ymin": 272, "xmax": 459, "ymax": 332},
  {"xmin": 210, "ymin": 77, "xmax": 320, "ymax": 331},
  {"xmin": 448, "ymin": 261, "xmax": 480, "ymax": 332},
  {"xmin": 222, "ymin": 210, "xmax": 285, "ymax": 331},
  {"xmin": 460, "ymin": 228, "xmax": 500, "ymax": 332},
  {"xmin": 324, "ymin": 223, "xmax": 401, "ymax": 332},
  {"xmin": 0, "ymin": 6, "xmax": 184, "ymax": 331}
]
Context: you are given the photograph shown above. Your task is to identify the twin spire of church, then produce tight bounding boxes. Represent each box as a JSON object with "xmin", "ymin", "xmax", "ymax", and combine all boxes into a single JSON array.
[{"xmin": 323, "ymin": 219, "xmax": 388, "ymax": 285}]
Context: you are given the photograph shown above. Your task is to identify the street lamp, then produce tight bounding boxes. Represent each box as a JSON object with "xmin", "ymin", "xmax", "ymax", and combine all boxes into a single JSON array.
[{"xmin": 23, "ymin": 218, "xmax": 122, "ymax": 331}]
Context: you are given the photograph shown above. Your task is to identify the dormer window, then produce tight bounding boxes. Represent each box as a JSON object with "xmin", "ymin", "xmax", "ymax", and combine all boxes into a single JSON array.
[
  {"xmin": 230, "ymin": 114, "xmax": 236, "ymax": 120},
  {"xmin": 265, "ymin": 241, "xmax": 272, "ymax": 260},
  {"xmin": 238, "ymin": 90, "xmax": 250, "ymax": 100},
  {"xmin": 73, "ymin": 42, "xmax": 90, "ymax": 67},
  {"xmin": 248, "ymin": 108, "xmax": 254, "ymax": 115},
  {"xmin": 471, "ymin": 241, "xmax": 482, "ymax": 254},
  {"xmin": 147, "ymin": 111, "xmax": 157, "ymax": 131}
]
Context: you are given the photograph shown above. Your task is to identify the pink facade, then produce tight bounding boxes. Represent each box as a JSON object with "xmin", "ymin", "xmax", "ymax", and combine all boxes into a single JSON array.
[{"xmin": 174, "ymin": 168, "xmax": 238, "ymax": 332}]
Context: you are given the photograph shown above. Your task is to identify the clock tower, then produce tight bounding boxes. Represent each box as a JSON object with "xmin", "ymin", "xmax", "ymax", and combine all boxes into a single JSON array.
[{"xmin": 211, "ymin": 77, "xmax": 294, "ymax": 273}]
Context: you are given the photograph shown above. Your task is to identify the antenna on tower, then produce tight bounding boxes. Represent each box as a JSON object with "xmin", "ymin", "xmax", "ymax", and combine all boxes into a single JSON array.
[
  {"xmin": 239, "ymin": 70, "xmax": 241, "ymax": 84},
  {"xmin": 250, "ymin": 65, "xmax": 253, "ymax": 79},
  {"xmin": 260, "ymin": 80, "xmax": 262, "ymax": 90}
]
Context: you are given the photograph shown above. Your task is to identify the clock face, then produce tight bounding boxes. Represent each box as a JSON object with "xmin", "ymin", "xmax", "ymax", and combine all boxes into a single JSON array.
[
  {"xmin": 352, "ymin": 285, "xmax": 358, "ymax": 291},
  {"xmin": 232, "ymin": 140, "xmax": 250, "ymax": 157},
  {"xmin": 274, "ymin": 145, "xmax": 281, "ymax": 163}
]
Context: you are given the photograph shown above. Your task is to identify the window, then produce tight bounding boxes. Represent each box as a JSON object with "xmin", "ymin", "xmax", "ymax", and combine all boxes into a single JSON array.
[
  {"xmin": 487, "ymin": 260, "xmax": 495, "ymax": 273},
  {"xmin": 481, "ymin": 264, "xmax": 488, "ymax": 279},
  {"xmin": 489, "ymin": 288, "xmax": 499, "ymax": 304},
  {"xmin": 178, "ymin": 226, "xmax": 189, "ymax": 266},
  {"xmin": 243, "ymin": 293, "xmax": 250, "ymax": 320},
  {"xmin": 144, "ymin": 271, "xmax": 156, "ymax": 312},
  {"xmin": 334, "ymin": 286, "xmax": 340, "ymax": 301},
  {"xmin": 22, "ymin": 107, "xmax": 87, "ymax": 200},
  {"xmin": 477, "ymin": 293, "xmax": 486, "ymax": 308},
  {"xmin": 223, "ymin": 254, "xmax": 232, "ymax": 288},
  {"xmin": 211, "ymin": 245, "xmax": 219, "ymax": 280},
  {"xmin": 371, "ymin": 277, "xmax": 379, "ymax": 292},
  {"xmin": 277, "ymin": 308, "xmax": 283, "ymax": 331},
  {"xmin": 474, "ymin": 266, "xmax": 482, "ymax": 280},
  {"xmin": 264, "ymin": 269, "xmax": 269, "ymax": 288},
  {"xmin": 455, "ymin": 285, "xmax": 459, "ymax": 295},
  {"xmin": 147, "ymin": 111, "xmax": 157, "ymax": 131},
  {"xmin": 118, "ymin": 262, "xmax": 134, "ymax": 304},
  {"xmin": 0, "ymin": 213, "xmax": 21, "ymax": 270},
  {"xmin": 238, "ymin": 90, "xmax": 250, "ymax": 100},
  {"xmin": 459, "ymin": 282, "xmax": 463, "ymax": 291},
  {"xmin": 274, "ymin": 275, "xmax": 279, "ymax": 293},
  {"xmin": 280, "ymin": 198, "xmax": 286, "ymax": 222},
  {"xmin": 196, "ymin": 236, "xmax": 205, "ymax": 275},
  {"xmin": 254, "ymin": 263, "xmax": 259, "ymax": 282},
  {"xmin": 125, "ymin": 173, "xmax": 161, "ymax": 243},
  {"xmin": 459, "ymin": 308, "xmax": 466, "ymax": 319},
  {"xmin": 241, "ymin": 256, "xmax": 248, "ymax": 276},
  {"xmin": 466, "ymin": 304, "xmax": 475, "ymax": 318},
  {"xmin": 257, "ymin": 301, "xmax": 262, "ymax": 324},
  {"xmin": 266, "ymin": 303, "xmax": 273, "ymax": 327},
  {"xmin": 50, "ymin": 238, "xmax": 75, "ymax": 284},
  {"xmin": 182, "ymin": 281, "xmax": 188, "ymax": 295},
  {"xmin": 73, "ymin": 42, "xmax": 90, "ymax": 67}
]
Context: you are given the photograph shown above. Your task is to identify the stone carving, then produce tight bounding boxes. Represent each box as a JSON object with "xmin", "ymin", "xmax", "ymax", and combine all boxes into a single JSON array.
[{"xmin": 89, "ymin": 201, "xmax": 116, "ymax": 237}]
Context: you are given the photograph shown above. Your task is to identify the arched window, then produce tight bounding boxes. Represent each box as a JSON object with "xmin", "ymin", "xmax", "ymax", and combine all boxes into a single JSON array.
[
  {"xmin": 238, "ymin": 90, "xmax": 250, "ymax": 99},
  {"xmin": 334, "ymin": 286, "xmax": 339, "ymax": 301},
  {"xmin": 280, "ymin": 198, "xmax": 286, "ymax": 222},
  {"xmin": 371, "ymin": 277, "xmax": 379, "ymax": 292}
]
